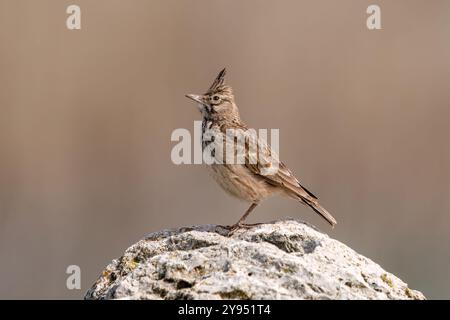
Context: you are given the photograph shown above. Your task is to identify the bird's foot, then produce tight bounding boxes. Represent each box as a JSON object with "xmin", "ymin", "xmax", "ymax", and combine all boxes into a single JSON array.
[
  {"xmin": 240, "ymin": 222, "xmax": 264, "ymax": 227},
  {"xmin": 220, "ymin": 222, "xmax": 262, "ymax": 236}
]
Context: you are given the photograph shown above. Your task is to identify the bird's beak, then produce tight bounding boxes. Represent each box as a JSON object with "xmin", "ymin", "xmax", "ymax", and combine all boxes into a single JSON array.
[{"xmin": 185, "ymin": 94, "xmax": 205, "ymax": 105}]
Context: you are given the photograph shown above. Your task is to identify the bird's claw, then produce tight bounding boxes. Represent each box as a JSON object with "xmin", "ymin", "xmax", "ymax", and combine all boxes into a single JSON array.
[{"xmin": 220, "ymin": 222, "xmax": 263, "ymax": 236}]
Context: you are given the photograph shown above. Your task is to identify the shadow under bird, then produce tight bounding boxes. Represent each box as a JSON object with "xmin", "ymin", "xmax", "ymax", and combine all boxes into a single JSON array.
[{"xmin": 186, "ymin": 68, "xmax": 337, "ymax": 232}]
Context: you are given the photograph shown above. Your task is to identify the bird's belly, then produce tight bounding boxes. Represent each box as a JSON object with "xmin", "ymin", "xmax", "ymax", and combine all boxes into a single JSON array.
[{"xmin": 208, "ymin": 164, "xmax": 274, "ymax": 203}]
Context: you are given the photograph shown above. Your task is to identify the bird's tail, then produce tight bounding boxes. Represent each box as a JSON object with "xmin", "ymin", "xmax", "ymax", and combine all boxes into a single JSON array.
[{"xmin": 303, "ymin": 198, "xmax": 337, "ymax": 227}]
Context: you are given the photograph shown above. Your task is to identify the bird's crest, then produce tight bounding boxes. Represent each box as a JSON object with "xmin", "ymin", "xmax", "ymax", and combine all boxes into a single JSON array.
[{"xmin": 208, "ymin": 68, "xmax": 226, "ymax": 93}]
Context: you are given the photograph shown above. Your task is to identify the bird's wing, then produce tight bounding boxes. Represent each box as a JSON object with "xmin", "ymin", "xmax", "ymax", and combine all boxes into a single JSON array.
[
  {"xmin": 232, "ymin": 126, "xmax": 317, "ymax": 200},
  {"xmin": 222, "ymin": 123, "xmax": 337, "ymax": 226}
]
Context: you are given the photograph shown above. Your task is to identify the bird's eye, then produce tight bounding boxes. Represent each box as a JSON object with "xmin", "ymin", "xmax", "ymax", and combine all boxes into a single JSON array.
[{"xmin": 212, "ymin": 95, "xmax": 220, "ymax": 101}]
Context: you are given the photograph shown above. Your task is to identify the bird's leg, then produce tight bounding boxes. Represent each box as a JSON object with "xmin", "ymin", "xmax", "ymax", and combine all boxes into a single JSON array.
[{"xmin": 225, "ymin": 203, "xmax": 259, "ymax": 233}]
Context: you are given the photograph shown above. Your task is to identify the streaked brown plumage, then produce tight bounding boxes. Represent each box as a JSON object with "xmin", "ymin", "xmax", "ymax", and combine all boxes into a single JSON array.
[{"xmin": 186, "ymin": 68, "xmax": 337, "ymax": 231}]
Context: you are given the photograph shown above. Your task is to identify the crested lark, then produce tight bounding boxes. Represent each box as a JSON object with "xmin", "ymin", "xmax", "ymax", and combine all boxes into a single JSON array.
[{"xmin": 186, "ymin": 69, "xmax": 337, "ymax": 231}]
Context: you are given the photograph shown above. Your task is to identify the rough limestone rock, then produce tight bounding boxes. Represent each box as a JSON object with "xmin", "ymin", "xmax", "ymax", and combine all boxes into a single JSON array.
[{"xmin": 85, "ymin": 219, "xmax": 425, "ymax": 300}]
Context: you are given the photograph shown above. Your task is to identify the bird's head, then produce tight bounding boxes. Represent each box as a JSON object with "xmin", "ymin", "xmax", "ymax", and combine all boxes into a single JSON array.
[{"xmin": 186, "ymin": 68, "xmax": 240, "ymax": 121}]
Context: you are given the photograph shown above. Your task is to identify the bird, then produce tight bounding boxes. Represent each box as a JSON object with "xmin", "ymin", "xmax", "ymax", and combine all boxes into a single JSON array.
[{"xmin": 185, "ymin": 68, "xmax": 337, "ymax": 232}]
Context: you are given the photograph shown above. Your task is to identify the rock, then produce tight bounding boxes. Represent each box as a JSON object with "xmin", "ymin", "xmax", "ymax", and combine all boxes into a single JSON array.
[{"xmin": 85, "ymin": 219, "xmax": 425, "ymax": 300}]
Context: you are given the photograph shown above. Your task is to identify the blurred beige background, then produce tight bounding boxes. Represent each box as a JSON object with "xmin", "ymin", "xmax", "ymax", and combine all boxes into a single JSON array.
[{"xmin": 1, "ymin": 0, "xmax": 450, "ymax": 299}]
